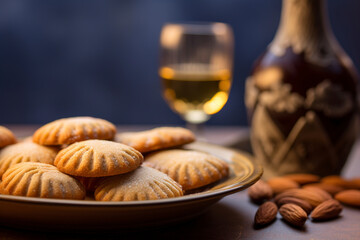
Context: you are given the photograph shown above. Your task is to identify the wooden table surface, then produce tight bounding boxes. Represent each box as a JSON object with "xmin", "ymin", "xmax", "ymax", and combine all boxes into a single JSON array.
[{"xmin": 1, "ymin": 125, "xmax": 359, "ymax": 240}]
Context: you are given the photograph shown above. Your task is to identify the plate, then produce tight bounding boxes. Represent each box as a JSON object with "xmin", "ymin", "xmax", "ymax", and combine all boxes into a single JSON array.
[{"xmin": 0, "ymin": 142, "xmax": 262, "ymax": 230}]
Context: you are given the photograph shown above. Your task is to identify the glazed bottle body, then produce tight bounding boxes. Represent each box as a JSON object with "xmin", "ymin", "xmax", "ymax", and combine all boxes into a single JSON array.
[{"xmin": 245, "ymin": 0, "xmax": 359, "ymax": 179}]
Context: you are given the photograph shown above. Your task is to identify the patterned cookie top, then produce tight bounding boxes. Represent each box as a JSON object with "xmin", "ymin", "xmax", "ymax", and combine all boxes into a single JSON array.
[
  {"xmin": 33, "ymin": 117, "xmax": 116, "ymax": 145},
  {"xmin": 0, "ymin": 162, "xmax": 85, "ymax": 200},
  {"xmin": 54, "ymin": 140, "xmax": 144, "ymax": 177},
  {"xmin": 95, "ymin": 166, "xmax": 183, "ymax": 201},
  {"xmin": 0, "ymin": 141, "xmax": 58, "ymax": 177},
  {"xmin": 144, "ymin": 149, "xmax": 229, "ymax": 191},
  {"xmin": 0, "ymin": 126, "xmax": 17, "ymax": 148},
  {"xmin": 115, "ymin": 127, "xmax": 195, "ymax": 153}
]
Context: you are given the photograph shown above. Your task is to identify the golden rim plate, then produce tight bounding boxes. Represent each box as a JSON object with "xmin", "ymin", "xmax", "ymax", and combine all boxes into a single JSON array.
[{"xmin": 0, "ymin": 141, "xmax": 262, "ymax": 230}]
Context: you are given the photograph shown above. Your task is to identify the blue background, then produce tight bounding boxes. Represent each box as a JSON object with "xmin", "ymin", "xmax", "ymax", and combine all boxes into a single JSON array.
[{"xmin": 0, "ymin": 0, "xmax": 359, "ymax": 125}]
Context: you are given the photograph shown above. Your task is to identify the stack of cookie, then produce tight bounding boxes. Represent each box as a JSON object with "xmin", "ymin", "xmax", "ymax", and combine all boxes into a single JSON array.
[{"xmin": 0, "ymin": 117, "xmax": 229, "ymax": 201}]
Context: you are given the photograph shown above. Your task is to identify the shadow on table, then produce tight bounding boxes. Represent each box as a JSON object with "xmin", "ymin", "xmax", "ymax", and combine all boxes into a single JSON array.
[{"xmin": 228, "ymin": 137, "xmax": 253, "ymax": 154}]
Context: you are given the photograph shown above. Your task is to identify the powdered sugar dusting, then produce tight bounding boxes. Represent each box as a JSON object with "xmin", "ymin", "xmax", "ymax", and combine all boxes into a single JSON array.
[{"xmin": 95, "ymin": 166, "xmax": 183, "ymax": 201}]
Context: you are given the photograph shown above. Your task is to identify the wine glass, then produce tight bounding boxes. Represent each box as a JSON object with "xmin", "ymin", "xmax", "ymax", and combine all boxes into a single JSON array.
[{"xmin": 159, "ymin": 22, "xmax": 234, "ymax": 135}]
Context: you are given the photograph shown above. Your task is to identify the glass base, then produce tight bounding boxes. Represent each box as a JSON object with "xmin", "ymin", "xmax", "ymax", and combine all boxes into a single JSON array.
[{"xmin": 183, "ymin": 110, "xmax": 210, "ymax": 124}]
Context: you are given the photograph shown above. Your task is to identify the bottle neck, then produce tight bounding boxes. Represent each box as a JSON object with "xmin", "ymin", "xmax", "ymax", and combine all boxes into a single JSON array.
[
  {"xmin": 270, "ymin": 0, "xmax": 337, "ymax": 65},
  {"xmin": 280, "ymin": 0, "xmax": 329, "ymax": 39}
]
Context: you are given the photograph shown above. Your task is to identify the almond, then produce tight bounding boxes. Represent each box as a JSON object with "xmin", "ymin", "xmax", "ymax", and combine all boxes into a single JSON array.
[
  {"xmin": 276, "ymin": 197, "xmax": 313, "ymax": 215},
  {"xmin": 283, "ymin": 173, "xmax": 320, "ymax": 185},
  {"xmin": 254, "ymin": 201, "xmax": 278, "ymax": 227},
  {"xmin": 274, "ymin": 188, "xmax": 327, "ymax": 207},
  {"xmin": 321, "ymin": 175, "xmax": 351, "ymax": 189},
  {"xmin": 311, "ymin": 199, "xmax": 343, "ymax": 221},
  {"xmin": 335, "ymin": 190, "xmax": 360, "ymax": 208},
  {"xmin": 347, "ymin": 178, "xmax": 360, "ymax": 190},
  {"xmin": 267, "ymin": 177, "xmax": 299, "ymax": 194},
  {"xmin": 248, "ymin": 180, "xmax": 273, "ymax": 204},
  {"xmin": 279, "ymin": 203, "xmax": 307, "ymax": 227},
  {"xmin": 303, "ymin": 183, "xmax": 344, "ymax": 196},
  {"xmin": 302, "ymin": 186, "xmax": 332, "ymax": 201}
]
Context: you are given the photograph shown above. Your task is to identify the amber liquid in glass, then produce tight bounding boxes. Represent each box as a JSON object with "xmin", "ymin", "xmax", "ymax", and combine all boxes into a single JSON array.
[{"xmin": 160, "ymin": 64, "xmax": 232, "ymax": 123}]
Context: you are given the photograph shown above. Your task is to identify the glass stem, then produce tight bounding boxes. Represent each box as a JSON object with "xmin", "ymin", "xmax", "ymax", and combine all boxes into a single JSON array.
[{"xmin": 186, "ymin": 122, "xmax": 206, "ymax": 141}]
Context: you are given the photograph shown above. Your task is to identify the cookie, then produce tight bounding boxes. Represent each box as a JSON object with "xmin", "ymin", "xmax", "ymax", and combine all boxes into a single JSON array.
[
  {"xmin": 94, "ymin": 166, "xmax": 183, "ymax": 201},
  {"xmin": 76, "ymin": 177, "xmax": 104, "ymax": 192},
  {"xmin": 19, "ymin": 136, "xmax": 33, "ymax": 142},
  {"xmin": 115, "ymin": 127, "xmax": 195, "ymax": 153},
  {"xmin": 54, "ymin": 140, "xmax": 143, "ymax": 177},
  {"xmin": 0, "ymin": 162, "xmax": 85, "ymax": 200},
  {"xmin": 0, "ymin": 141, "xmax": 58, "ymax": 177},
  {"xmin": 33, "ymin": 117, "xmax": 116, "ymax": 145},
  {"xmin": 0, "ymin": 126, "xmax": 17, "ymax": 148},
  {"xmin": 144, "ymin": 149, "xmax": 229, "ymax": 190}
]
